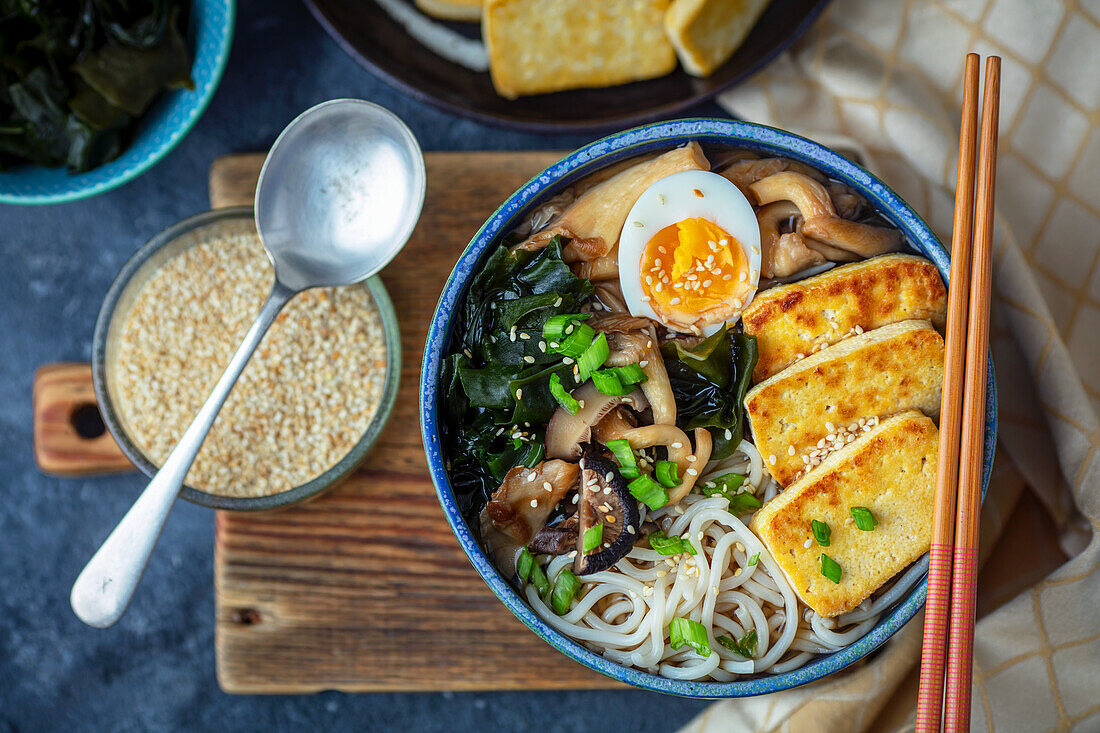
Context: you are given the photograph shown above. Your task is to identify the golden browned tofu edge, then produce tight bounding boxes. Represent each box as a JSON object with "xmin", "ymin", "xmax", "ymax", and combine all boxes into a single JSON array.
[
  {"xmin": 665, "ymin": 0, "xmax": 770, "ymax": 76},
  {"xmin": 750, "ymin": 411, "xmax": 938, "ymax": 616},
  {"xmin": 744, "ymin": 319, "xmax": 945, "ymax": 487},
  {"xmin": 743, "ymin": 254, "xmax": 948, "ymax": 382}
]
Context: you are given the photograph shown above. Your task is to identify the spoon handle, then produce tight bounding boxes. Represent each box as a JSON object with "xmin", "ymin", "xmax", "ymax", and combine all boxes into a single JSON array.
[{"xmin": 71, "ymin": 281, "xmax": 297, "ymax": 628}]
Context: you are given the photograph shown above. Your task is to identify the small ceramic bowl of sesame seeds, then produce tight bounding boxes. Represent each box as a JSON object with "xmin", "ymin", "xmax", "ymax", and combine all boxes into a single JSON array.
[{"xmin": 92, "ymin": 207, "xmax": 401, "ymax": 511}]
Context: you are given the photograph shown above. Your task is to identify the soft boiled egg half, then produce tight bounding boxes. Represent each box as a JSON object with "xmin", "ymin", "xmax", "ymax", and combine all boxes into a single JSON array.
[{"xmin": 618, "ymin": 170, "xmax": 761, "ymax": 335}]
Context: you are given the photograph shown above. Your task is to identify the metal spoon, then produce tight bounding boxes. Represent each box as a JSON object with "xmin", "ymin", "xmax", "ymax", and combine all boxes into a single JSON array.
[{"xmin": 71, "ymin": 99, "xmax": 426, "ymax": 628}]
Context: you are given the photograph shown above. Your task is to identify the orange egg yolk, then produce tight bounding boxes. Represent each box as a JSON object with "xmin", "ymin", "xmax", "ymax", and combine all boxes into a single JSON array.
[{"xmin": 639, "ymin": 217, "xmax": 751, "ymax": 322}]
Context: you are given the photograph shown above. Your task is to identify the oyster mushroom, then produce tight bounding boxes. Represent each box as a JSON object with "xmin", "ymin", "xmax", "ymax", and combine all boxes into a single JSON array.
[
  {"xmin": 590, "ymin": 316, "xmax": 677, "ymax": 426},
  {"xmin": 618, "ymin": 425, "xmax": 713, "ymax": 503},
  {"xmin": 545, "ymin": 383, "xmax": 649, "ymax": 460},
  {"xmin": 756, "ymin": 201, "xmax": 826, "ymax": 279},
  {"xmin": 574, "ymin": 449, "xmax": 641, "ymax": 575},
  {"xmin": 484, "ymin": 460, "xmax": 579, "ymax": 544},
  {"xmin": 517, "ymin": 143, "xmax": 710, "ymax": 262},
  {"xmin": 750, "ymin": 172, "xmax": 902, "ymax": 257}
]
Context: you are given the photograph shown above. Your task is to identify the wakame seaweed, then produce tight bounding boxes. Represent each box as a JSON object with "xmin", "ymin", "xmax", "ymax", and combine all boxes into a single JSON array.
[
  {"xmin": 661, "ymin": 327, "xmax": 758, "ymax": 460},
  {"xmin": 441, "ymin": 236, "xmax": 594, "ymax": 525},
  {"xmin": 0, "ymin": 0, "xmax": 194, "ymax": 172}
]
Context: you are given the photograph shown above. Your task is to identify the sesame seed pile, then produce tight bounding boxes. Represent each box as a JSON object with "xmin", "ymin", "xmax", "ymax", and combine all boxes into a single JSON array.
[{"xmin": 112, "ymin": 224, "xmax": 388, "ymax": 498}]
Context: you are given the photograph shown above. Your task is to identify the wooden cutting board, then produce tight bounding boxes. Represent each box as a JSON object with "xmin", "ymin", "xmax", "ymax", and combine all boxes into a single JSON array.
[{"xmin": 208, "ymin": 151, "xmax": 621, "ymax": 693}]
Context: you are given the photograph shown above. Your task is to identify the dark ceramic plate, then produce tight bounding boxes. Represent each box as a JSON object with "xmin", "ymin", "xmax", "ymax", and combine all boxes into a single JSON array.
[{"xmin": 303, "ymin": 0, "xmax": 831, "ymax": 132}]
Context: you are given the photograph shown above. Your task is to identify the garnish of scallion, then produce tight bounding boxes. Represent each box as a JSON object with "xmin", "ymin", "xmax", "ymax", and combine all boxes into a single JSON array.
[
  {"xmin": 627, "ymin": 475, "xmax": 669, "ymax": 509},
  {"xmin": 582, "ymin": 523, "xmax": 604, "ymax": 554},
  {"xmin": 553, "ymin": 322, "xmax": 596, "ymax": 359},
  {"xmin": 654, "ymin": 460, "xmax": 681, "ymax": 488},
  {"xmin": 811, "ymin": 519, "xmax": 831, "ymax": 546},
  {"xmin": 516, "ymin": 547, "xmax": 534, "ymax": 581},
  {"xmin": 746, "ymin": 552, "xmax": 759, "ymax": 567},
  {"xmin": 549, "ymin": 373, "xmax": 580, "ymax": 414},
  {"xmin": 576, "ymin": 332, "xmax": 610, "ymax": 382},
  {"xmin": 542, "ymin": 313, "xmax": 592, "ymax": 342},
  {"xmin": 551, "ymin": 570, "xmax": 580, "ymax": 615},
  {"xmin": 820, "ymin": 553, "xmax": 842, "ymax": 584},
  {"xmin": 611, "ymin": 363, "xmax": 648, "ymax": 385},
  {"xmin": 648, "ymin": 530, "xmax": 696, "ymax": 556},
  {"xmin": 591, "ymin": 368, "xmax": 630, "ymax": 396},
  {"xmin": 850, "ymin": 506, "xmax": 878, "ymax": 531},
  {"xmin": 669, "ymin": 617, "xmax": 711, "ymax": 657},
  {"xmin": 529, "ymin": 559, "xmax": 551, "ymax": 596},
  {"xmin": 605, "ymin": 438, "xmax": 641, "ymax": 479},
  {"xmin": 716, "ymin": 629, "xmax": 758, "ymax": 659}
]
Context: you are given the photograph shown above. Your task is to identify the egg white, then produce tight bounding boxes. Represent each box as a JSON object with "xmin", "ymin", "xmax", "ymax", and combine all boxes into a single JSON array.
[{"xmin": 617, "ymin": 170, "xmax": 761, "ymax": 334}]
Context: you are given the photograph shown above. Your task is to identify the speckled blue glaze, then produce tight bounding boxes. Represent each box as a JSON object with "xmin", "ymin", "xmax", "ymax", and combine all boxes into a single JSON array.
[
  {"xmin": 420, "ymin": 118, "xmax": 997, "ymax": 699},
  {"xmin": 0, "ymin": 0, "xmax": 235, "ymax": 205}
]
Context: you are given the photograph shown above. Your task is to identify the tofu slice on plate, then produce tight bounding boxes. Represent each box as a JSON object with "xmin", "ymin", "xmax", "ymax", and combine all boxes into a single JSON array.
[
  {"xmin": 415, "ymin": 0, "xmax": 483, "ymax": 21},
  {"xmin": 483, "ymin": 0, "xmax": 677, "ymax": 98},
  {"xmin": 665, "ymin": 0, "xmax": 771, "ymax": 77},
  {"xmin": 744, "ymin": 318, "xmax": 945, "ymax": 488},
  {"xmin": 742, "ymin": 253, "xmax": 947, "ymax": 382},
  {"xmin": 750, "ymin": 410, "xmax": 938, "ymax": 617}
]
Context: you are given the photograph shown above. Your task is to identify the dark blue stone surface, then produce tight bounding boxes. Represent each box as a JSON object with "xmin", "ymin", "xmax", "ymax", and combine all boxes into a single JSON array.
[{"xmin": 0, "ymin": 1, "xmax": 726, "ymax": 728}]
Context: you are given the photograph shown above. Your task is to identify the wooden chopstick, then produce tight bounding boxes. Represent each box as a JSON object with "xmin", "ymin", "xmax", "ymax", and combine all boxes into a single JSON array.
[
  {"xmin": 915, "ymin": 53, "xmax": 981, "ymax": 733},
  {"xmin": 942, "ymin": 54, "xmax": 1000, "ymax": 733}
]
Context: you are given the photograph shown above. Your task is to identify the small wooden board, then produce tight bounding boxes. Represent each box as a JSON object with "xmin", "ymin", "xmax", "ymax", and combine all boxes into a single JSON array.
[{"xmin": 210, "ymin": 151, "xmax": 620, "ymax": 693}]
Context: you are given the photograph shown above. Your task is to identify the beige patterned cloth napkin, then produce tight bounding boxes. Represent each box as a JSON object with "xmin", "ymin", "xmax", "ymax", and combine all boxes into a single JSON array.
[{"xmin": 679, "ymin": 0, "xmax": 1100, "ymax": 730}]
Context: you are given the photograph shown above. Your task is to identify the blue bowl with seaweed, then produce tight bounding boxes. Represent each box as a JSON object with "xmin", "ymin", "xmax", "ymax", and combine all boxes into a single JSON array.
[
  {"xmin": 0, "ymin": 0, "xmax": 234, "ymax": 205},
  {"xmin": 420, "ymin": 118, "xmax": 997, "ymax": 697}
]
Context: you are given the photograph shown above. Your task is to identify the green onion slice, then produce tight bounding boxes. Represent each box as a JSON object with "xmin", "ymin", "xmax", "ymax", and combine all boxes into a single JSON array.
[
  {"xmin": 820, "ymin": 553, "xmax": 842, "ymax": 584},
  {"xmin": 551, "ymin": 570, "xmax": 581, "ymax": 615},
  {"xmin": 728, "ymin": 492, "xmax": 763, "ymax": 514},
  {"xmin": 516, "ymin": 547, "xmax": 534, "ymax": 581},
  {"xmin": 554, "ymin": 322, "xmax": 596, "ymax": 359},
  {"xmin": 605, "ymin": 438, "xmax": 641, "ymax": 479},
  {"xmin": 850, "ymin": 506, "xmax": 878, "ymax": 531},
  {"xmin": 700, "ymin": 472, "xmax": 746, "ymax": 498},
  {"xmin": 812, "ymin": 519, "xmax": 831, "ymax": 546},
  {"xmin": 648, "ymin": 530, "xmax": 696, "ymax": 556},
  {"xmin": 542, "ymin": 313, "xmax": 592, "ymax": 342},
  {"xmin": 612, "ymin": 363, "xmax": 648, "ymax": 385},
  {"xmin": 746, "ymin": 552, "xmax": 759, "ymax": 567},
  {"xmin": 669, "ymin": 617, "xmax": 711, "ymax": 657},
  {"xmin": 716, "ymin": 630, "xmax": 758, "ymax": 659},
  {"xmin": 591, "ymin": 369, "xmax": 630, "ymax": 396},
  {"xmin": 654, "ymin": 460, "xmax": 681, "ymax": 488},
  {"xmin": 529, "ymin": 560, "xmax": 551, "ymax": 596},
  {"xmin": 548, "ymin": 373, "xmax": 580, "ymax": 414},
  {"xmin": 628, "ymin": 475, "xmax": 669, "ymax": 509},
  {"xmin": 582, "ymin": 523, "xmax": 604, "ymax": 554},
  {"xmin": 576, "ymin": 332, "xmax": 610, "ymax": 382}
]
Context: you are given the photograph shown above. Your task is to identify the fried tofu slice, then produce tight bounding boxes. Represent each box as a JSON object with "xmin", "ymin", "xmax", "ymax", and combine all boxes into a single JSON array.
[
  {"xmin": 483, "ymin": 0, "xmax": 677, "ymax": 98},
  {"xmin": 750, "ymin": 410, "xmax": 937, "ymax": 617},
  {"xmin": 744, "ymin": 319, "xmax": 944, "ymax": 487},
  {"xmin": 665, "ymin": 0, "xmax": 771, "ymax": 76},
  {"xmin": 414, "ymin": 0, "xmax": 482, "ymax": 21},
  {"xmin": 742, "ymin": 254, "xmax": 947, "ymax": 382}
]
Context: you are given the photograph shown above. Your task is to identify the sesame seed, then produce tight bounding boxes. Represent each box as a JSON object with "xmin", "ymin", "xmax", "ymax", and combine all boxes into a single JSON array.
[
  {"xmin": 804, "ymin": 539, "xmax": 813, "ymax": 549},
  {"xmin": 606, "ymin": 515, "xmax": 616, "ymax": 523},
  {"xmin": 523, "ymin": 356, "xmax": 535, "ymax": 364},
  {"xmin": 723, "ymin": 274, "xmax": 732, "ymax": 281},
  {"xmin": 538, "ymin": 341, "xmax": 547, "ymax": 352},
  {"xmin": 657, "ymin": 570, "xmax": 668, "ymax": 577},
  {"xmin": 543, "ymin": 482, "xmax": 552, "ymax": 491},
  {"xmin": 571, "ymin": 494, "xmax": 579, "ymax": 504},
  {"xmin": 562, "ymin": 356, "xmax": 574, "ymax": 364},
  {"xmin": 670, "ymin": 297, "xmax": 681, "ymax": 305},
  {"xmin": 734, "ymin": 568, "xmax": 742, "ymax": 576},
  {"xmin": 671, "ymin": 442, "xmax": 683, "ymax": 449},
  {"xmin": 627, "ymin": 525, "xmax": 635, "ymax": 534},
  {"xmin": 530, "ymin": 499, "xmax": 539, "ymax": 508},
  {"xmin": 526, "ymin": 472, "xmax": 536, "ymax": 482},
  {"xmin": 735, "ymin": 542, "xmax": 745, "ymax": 552},
  {"xmin": 787, "ymin": 446, "xmax": 796, "ymax": 456},
  {"xmin": 655, "ymin": 283, "xmax": 663, "ymax": 292},
  {"xmin": 724, "ymin": 429, "xmax": 732, "ymax": 440},
  {"xmin": 657, "ymin": 195, "xmax": 666, "ymax": 205},
  {"xmin": 768, "ymin": 454, "xmax": 777, "ymax": 465},
  {"xmin": 687, "ymin": 455, "xmax": 697, "ymax": 463},
  {"xmin": 687, "ymin": 468, "xmax": 698, "ymax": 476},
  {"xmin": 633, "ymin": 221, "xmax": 644, "ymax": 227},
  {"xmin": 702, "ymin": 280, "xmax": 712, "ymax": 288},
  {"xmin": 515, "ymin": 388, "xmax": 523, "ymax": 399}
]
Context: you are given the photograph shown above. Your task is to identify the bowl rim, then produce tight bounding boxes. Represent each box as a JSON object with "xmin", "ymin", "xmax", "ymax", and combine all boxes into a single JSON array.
[
  {"xmin": 419, "ymin": 117, "xmax": 998, "ymax": 698},
  {"xmin": 0, "ymin": 0, "xmax": 236, "ymax": 206},
  {"xmin": 91, "ymin": 206, "xmax": 402, "ymax": 511}
]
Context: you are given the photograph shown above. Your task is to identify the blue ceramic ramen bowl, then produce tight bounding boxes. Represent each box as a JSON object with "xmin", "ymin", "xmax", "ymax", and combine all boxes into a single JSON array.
[
  {"xmin": 0, "ymin": 0, "xmax": 234, "ymax": 205},
  {"xmin": 420, "ymin": 118, "xmax": 997, "ymax": 698}
]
